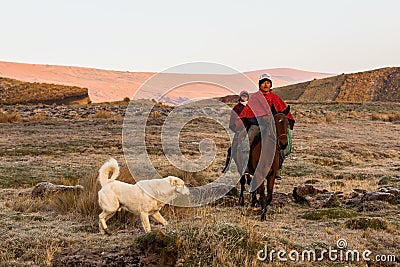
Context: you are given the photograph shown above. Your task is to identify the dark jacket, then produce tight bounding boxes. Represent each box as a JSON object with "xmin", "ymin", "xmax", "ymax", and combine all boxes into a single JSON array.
[{"xmin": 229, "ymin": 102, "xmax": 247, "ymax": 132}]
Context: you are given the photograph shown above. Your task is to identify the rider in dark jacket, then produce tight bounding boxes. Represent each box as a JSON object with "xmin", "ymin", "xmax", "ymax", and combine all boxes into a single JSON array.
[{"xmin": 222, "ymin": 90, "xmax": 249, "ymax": 173}]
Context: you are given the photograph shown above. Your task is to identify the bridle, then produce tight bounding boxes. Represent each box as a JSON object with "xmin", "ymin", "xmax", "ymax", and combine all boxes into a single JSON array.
[{"xmin": 273, "ymin": 113, "xmax": 288, "ymax": 146}]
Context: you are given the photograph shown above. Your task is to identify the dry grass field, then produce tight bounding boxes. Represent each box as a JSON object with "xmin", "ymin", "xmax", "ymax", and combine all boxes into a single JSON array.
[{"xmin": 0, "ymin": 101, "xmax": 399, "ymax": 266}]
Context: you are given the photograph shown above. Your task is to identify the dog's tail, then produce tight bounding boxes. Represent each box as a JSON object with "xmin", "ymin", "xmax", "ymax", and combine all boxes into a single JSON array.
[{"xmin": 98, "ymin": 158, "xmax": 120, "ymax": 187}]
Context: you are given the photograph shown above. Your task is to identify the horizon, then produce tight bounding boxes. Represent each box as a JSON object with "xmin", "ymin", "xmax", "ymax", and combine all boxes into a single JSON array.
[
  {"xmin": 3, "ymin": 59, "xmax": 398, "ymax": 76},
  {"xmin": 0, "ymin": 59, "xmax": 340, "ymax": 75},
  {"xmin": 1, "ymin": 1, "xmax": 399, "ymax": 74}
]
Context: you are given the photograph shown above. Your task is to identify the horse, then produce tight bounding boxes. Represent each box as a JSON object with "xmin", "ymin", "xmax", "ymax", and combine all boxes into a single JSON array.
[{"xmin": 237, "ymin": 105, "xmax": 290, "ymax": 221}]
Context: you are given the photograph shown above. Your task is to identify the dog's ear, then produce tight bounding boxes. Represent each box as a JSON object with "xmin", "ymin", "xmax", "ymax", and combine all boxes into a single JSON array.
[{"xmin": 166, "ymin": 176, "xmax": 179, "ymax": 186}]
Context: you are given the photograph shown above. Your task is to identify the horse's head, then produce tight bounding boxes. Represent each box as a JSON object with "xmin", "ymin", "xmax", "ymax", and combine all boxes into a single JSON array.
[{"xmin": 271, "ymin": 105, "xmax": 290, "ymax": 150}]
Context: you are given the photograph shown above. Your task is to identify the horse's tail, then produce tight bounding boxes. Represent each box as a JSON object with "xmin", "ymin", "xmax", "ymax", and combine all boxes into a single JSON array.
[{"xmin": 98, "ymin": 158, "xmax": 120, "ymax": 187}]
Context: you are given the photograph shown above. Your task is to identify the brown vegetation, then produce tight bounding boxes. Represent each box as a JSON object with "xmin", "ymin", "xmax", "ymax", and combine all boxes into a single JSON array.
[
  {"xmin": 0, "ymin": 110, "xmax": 21, "ymax": 123},
  {"xmin": 371, "ymin": 112, "xmax": 400, "ymax": 122},
  {"xmin": 92, "ymin": 110, "xmax": 115, "ymax": 119},
  {"xmin": 0, "ymin": 77, "xmax": 90, "ymax": 105}
]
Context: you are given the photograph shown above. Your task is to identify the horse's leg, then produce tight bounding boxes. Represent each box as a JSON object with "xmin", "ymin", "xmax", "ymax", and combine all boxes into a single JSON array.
[
  {"xmin": 261, "ymin": 155, "xmax": 279, "ymax": 220},
  {"xmin": 246, "ymin": 173, "xmax": 251, "ymax": 185},
  {"xmin": 239, "ymin": 174, "xmax": 246, "ymax": 206},
  {"xmin": 266, "ymin": 152, "xmax": 279, "ymax": 207},
  {"xmin": 261, "ymin": 174, "xmax": 275, "ymax": 220},
  {"xmin": 250, "ymin": 191, "xmax": 258, "ymax": 208},
  {"xmin": 258, "ymin": 183, "xmax": 267, "ymax": 220},
  {"xmin": 265, "ymin": 172, "xmax": 275, "ymax": 206}
]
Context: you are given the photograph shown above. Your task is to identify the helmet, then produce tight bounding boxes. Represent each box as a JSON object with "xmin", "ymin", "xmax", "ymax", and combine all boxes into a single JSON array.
[
  {"xmin": 258, "ymin": 73, "xmax": 272, "ymax": 87},
  {"xmin": 238, "ymin": 90, "xmax": 249, "ymax": 102},
  {"xmin": 239, "ymin": 90, "xmax": 249, "ymax": 98}
]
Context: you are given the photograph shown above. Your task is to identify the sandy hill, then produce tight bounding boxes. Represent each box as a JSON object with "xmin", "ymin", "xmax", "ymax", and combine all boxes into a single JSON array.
[
  {"xmin": 274, "ymin": 67, "xmax": 400, "ymax": 102},
  {"xmin": 0, "ymin": 77, "xmax": 89, "ymax": 105},
  {"xmin": 0, "ymin": 61, "xmax": 334, "ymax": 104},
  {"xmin": 244, "ymin": 68, "xmax": 334, "ymax": 84}
]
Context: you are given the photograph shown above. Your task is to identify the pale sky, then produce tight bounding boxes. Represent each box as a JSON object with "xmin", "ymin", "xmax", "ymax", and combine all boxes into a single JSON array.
[{"xmin": 1, "ymin": 0, "xmax": 399, "ymax": 74}]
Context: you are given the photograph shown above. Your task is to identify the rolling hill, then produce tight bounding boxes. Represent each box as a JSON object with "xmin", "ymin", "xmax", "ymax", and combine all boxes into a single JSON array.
[
  {"xmin": 274, "ymin": 67, "xmax": 400, "ymax": 102},
  {"xmin": 0, "ymin": 77, "xmax": 89, "ymax": 105},
  {"xmin": 0, "ymin": 61, "xmax": 333, "ymax": 104},
  {"xmin": 1, "ymin": 62, "xmax": 398, "ymax": 105}
]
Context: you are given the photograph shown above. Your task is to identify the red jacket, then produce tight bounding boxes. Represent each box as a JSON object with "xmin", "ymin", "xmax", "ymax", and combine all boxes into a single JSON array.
[{"xmin": 239, "ymin": 90, "xmax": 295, "ymax": 129}]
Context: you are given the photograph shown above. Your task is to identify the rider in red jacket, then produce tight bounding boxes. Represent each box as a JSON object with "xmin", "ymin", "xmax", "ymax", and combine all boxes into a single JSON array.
[
  {"xmin": 238, "ymin": 74, "xmax": 295, "ymax": 179},
  {"xmin": 239, "ymin": 74, "xmax": 295, "ymax": 129}
]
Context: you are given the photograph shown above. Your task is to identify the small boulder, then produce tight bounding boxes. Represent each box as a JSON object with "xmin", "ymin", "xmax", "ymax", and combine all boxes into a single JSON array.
[
  {"xmin": 377, "ymin": 186, "xmax": 400, "ymax": 199},
  {"xmin": 361, "ymin": 191, "xmax": 397, "ymax": 205},
  {"xmin": 304, "ymin": 192, "xmax": 341, "ymax": 208},
  {"xmin": 32, "ymin": 182, "xmax": 84, "ymax": 198},
  {"xmin": 293, "ymin": 185, "xmax": 328, "ymax": 203}
]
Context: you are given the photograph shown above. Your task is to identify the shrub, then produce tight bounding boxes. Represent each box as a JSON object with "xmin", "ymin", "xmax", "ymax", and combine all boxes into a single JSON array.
[
  {"xmin": 372, "ymin": 112, "xmax": 400, "ymax": 122},
  {"xmin": 28, "ymin": 113, "xmax": 48, "ymax": 122},
  {"xmin": 371, "ymin": 113, "xmax": 382, "ymax": 121},
  {"xmin": 325, "ymin": 113, "xmax": 336, "ymax": 123},
  {"xmin": 345, "ymin": 217, "xmax": 387, "ymax": 230},
  {"xmin": 0, "ymin": 111, "xmax": 21, "ymax": 123},
  {"xmin": 92, "ymin": 110, "xmax": 114, "ymax": 119},
  {"xmin": 389, "ymin": 112, "xmax": 400, "ymax": 122}
]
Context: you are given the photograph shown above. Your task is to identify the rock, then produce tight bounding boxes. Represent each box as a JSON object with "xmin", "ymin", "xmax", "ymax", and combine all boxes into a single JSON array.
[
  {"xmin": 304, "ymin": 192, "xmax": 341, "ymax": 208},
  {"xmin": 357, "ymin": 200, "xmax": 391, "ymax": 212},
  {"xmin": 352, "ymin": 188, "xmax": 368, "ymax": 195},
  {"xmin": 346, "ymin": 191, "xmax": 362, "ymax": 199},
  {"xmin": 361, "ymin": 191, "xmax": 397, "ymax": 205},
  {"xmin": 343, "ymin": 198, "xmax": 362, "ymax": 210},
  {"xmin": 32, "ymin": 182, "xmax": 84, "ymax": 198},
  {"xmin": 377, "ymin": 186, "xmax": 400, "ymax": 199},
  {"xmin": 293, "ymin": 185, "xmax": 328, "ymax": 203},
  {"xmin": 321, "ymin": 193, "xmax": 342, "ymax": 208}
]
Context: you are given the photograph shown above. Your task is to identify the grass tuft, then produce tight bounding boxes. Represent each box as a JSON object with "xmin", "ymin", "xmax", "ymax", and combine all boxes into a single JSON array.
[
  {"xmin": 0, "ymin": 111, "xmax": 22, "ymax": 123},
  {"xmin": 345, "ymin": 217, "xmax": 387, "ymax": 230},
  {"xmin": 92, "ymin": 110, "xmax": 115, "ymax": 119},
  {"xmin": 302, "ymin": 208, "xmax": 359, "ymax": 220}
]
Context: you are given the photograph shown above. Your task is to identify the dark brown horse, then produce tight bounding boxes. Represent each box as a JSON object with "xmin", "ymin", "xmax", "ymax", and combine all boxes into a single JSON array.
[{"xmin": 238, "ymin": 105, "xmax": 290, "ymax": 221}]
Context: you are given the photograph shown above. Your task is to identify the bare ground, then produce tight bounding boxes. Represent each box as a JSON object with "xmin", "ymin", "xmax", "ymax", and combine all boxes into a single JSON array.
[{"xmin": 0, "ymin": 102, "xmax": 399, "ymax": 266}]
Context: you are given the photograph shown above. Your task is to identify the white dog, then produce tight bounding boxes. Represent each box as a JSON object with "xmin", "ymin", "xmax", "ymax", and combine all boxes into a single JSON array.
[{"xmin": 97, "ymin": 158, "xmax": 190, "ymax": 234}]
